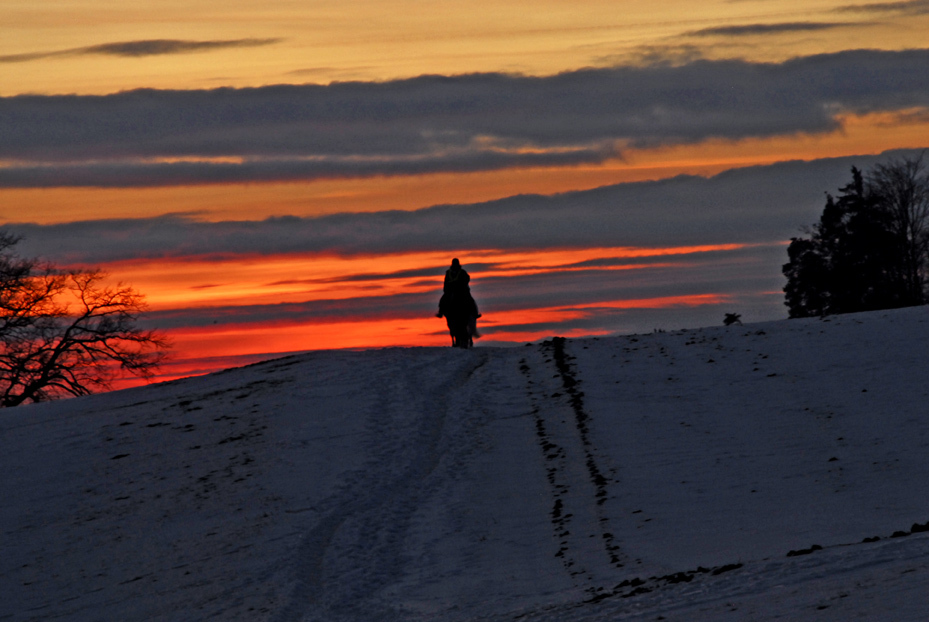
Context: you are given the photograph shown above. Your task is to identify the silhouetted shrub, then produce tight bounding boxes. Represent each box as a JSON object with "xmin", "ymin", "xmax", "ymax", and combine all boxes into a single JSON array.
[{"xmin": 723, "ymin": 313, "xmax": 742, "ymax": 326}]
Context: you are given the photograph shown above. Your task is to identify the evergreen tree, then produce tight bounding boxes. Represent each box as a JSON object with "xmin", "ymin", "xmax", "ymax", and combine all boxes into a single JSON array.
[{"xmin": 783, "ymin": 156, "xmax": 928, "ymax": 318}]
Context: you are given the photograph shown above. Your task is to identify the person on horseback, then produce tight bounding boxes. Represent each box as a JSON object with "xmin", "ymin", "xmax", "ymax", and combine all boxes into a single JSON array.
[{"xmin": 436, "ymin": 258, "xmax": 481, "ymax": 347}]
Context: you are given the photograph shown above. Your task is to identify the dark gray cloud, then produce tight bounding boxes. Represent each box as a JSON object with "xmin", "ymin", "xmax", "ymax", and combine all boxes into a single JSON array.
[
  {"xmin": 687, "ymin": 22, "xmax": 852, "ymax": 37},
  {"xmin": 1, "ymin": 50, "xmax": 927, "ymax": 187},
  {"xmin": 6, "ymin": 151, "xmax": 920, "ymax": 265},
  {"xmin": 0, "ymin": 38, "xmax": 282, "ymax": 63},
  {"xmin": 81, "ymin": 39, "xmax": 283, "ymax": 57},
  {"xmin": 0, "ymin": 148, "xmax": 612, "ymax": 188},
  {"xmin": 596, "ymin": 43, "xmax": 709, "ymax": 68},
  {"xmin": 835, "ymin": 0, "xmax": 929, "ymax": 14}
]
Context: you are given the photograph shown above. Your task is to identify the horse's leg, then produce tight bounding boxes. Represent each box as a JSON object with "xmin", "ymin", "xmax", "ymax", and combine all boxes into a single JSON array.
[
  {"xmin": 468, "ymin": 315, "xmax": 480, "ymax": 340},
  {"xmin": 455, "ymin": 324, "xmax": 469, "ymax": 348}
]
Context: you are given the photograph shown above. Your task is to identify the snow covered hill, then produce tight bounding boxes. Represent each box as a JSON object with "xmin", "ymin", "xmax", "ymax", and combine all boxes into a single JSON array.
[{"xmin": 3, "ymin": 306, "xmax": 929, "ymax": 621}]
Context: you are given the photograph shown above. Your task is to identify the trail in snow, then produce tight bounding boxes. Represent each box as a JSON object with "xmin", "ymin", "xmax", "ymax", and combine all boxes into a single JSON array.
[{"xmin": 273, "ymin": 349, "xmax": 491, "ymax": 622}]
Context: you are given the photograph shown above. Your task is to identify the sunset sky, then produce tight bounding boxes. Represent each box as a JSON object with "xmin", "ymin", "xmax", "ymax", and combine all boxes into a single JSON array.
[{"xmin": 2, "ymin": 0, "xmax": 929, "ymax": 384}]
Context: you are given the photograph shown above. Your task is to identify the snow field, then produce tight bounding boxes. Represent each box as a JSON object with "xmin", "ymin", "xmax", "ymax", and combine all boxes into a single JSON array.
[{"xmin": 2, "ymin": 306, "xmax": 929, "ymax": 620}]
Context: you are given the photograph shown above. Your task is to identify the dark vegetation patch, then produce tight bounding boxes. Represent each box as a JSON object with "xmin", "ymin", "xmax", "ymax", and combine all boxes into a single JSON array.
[
  {"xmin": 787, "ymin": 544, "xmax": 823, "ymax": 557},
  {"xmin": 586, "ymin": 562, "xmax": 745, "ymax": 603}
]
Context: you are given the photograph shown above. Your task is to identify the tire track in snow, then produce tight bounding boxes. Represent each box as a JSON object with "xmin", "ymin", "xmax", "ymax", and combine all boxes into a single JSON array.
[{"xmin": 273, "ymin": 350, "xmax": 489, "ymax": 622}]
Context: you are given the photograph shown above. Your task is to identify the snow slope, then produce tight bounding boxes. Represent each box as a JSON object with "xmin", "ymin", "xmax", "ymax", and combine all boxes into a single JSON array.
[{"xmin": 3, "ymin": 306, "xmax": 929, "ymax": 621}]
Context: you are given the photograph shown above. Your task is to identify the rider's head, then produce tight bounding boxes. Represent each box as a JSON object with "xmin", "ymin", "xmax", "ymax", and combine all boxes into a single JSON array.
[{"xmin": 451, "ymin": 258, "xmax": 460, "ymax": 268}]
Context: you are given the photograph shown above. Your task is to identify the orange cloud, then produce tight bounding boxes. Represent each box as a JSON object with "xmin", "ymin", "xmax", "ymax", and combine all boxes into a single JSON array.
[
  {"xmin": 6, "ymin": 0, "xmax": 928, "ymax": 96},
  {"xmin": 95, "ymin": 244, "xmax": 747, "ymax": 313}
]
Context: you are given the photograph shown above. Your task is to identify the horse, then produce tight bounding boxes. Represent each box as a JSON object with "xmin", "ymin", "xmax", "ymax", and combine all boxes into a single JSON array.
[{"xmin": 439, "ymin": 291, "xmax": 478, "ymax": 349}]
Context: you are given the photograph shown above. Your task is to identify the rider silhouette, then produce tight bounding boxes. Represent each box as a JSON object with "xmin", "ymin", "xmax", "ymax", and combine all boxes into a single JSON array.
[{"xmin": 437, "ymin": 258, "xmax": 480, "ymax": 335}]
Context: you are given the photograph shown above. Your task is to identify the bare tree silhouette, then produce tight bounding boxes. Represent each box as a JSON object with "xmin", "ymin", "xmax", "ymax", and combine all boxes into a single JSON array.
[{"xmin": 0, "ymin": 233, "xmax": 169, "ymax": 406}]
